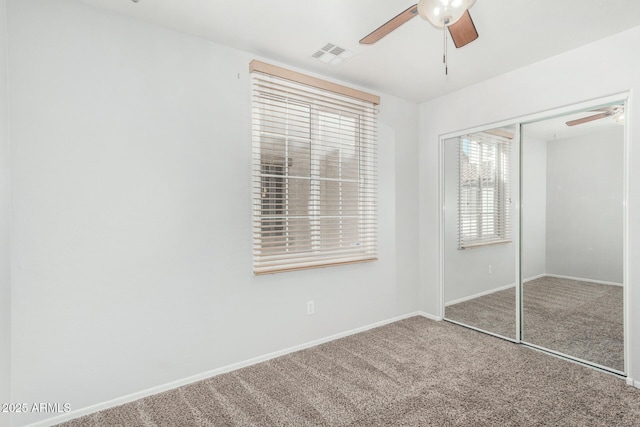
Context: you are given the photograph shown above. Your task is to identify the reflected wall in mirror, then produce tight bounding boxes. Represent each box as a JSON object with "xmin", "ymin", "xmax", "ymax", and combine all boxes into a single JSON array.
[
  {"xmin": 521, "ymin": 104, "xmax": 624, "ymax": 372},
  {"xmin": 443, "ymin": 126, "xmax": 518, "ymax": 340}
]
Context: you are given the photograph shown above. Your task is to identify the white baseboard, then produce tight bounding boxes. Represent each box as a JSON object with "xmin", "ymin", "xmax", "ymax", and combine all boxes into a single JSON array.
[
  {"xmin": 418, "ymin": 311, "xmax": 442, "ymax": 321},
  {"xmin": 626, "ymin": 377, "xmax": 640, "ymax": 389},
  {"xmin": 523, "ymin": 273, "xmax": 546, "ymax": 283},
  {"xmin": 27, "ymin": 311, "xmax": 434, "ymax": 427},
  {"xmin": 544, "ymin": 274, "xmax": 622, "ymax": 287},
  {"xmin": 445, "ymin": 282, "xmax": 515, "ymax": 307},
  {"xmin": 445, "ymin": 273, "xmax": 622, "ymax": 308}
]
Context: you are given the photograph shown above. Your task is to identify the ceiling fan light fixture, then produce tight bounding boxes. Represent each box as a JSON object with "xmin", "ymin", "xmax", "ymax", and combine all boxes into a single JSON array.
[{"xmin": 418, "ymin": 0, "xmax": 475, "ymax": 27}]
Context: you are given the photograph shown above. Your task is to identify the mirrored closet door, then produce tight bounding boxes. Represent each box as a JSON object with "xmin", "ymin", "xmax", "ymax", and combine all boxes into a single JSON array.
[
  {"xmin": 443, "ymin": 126, "xmax": 518, "ymax": 340},
  {"xmin": 521, "ymin": 103, "xmax": 625, "ymax": 373},
  {"xmin": 442, "ymin": 99, "xmax": 626, "ymax": 374}
]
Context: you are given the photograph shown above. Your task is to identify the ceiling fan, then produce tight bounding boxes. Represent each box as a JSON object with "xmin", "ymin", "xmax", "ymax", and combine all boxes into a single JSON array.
[
  {"xmin": 566, "ymin": 105, "xmax": 625, "ymax": 127},
  {"xmin": 360, "ymin": 0, "xmax": 478, "ymax": 48}
]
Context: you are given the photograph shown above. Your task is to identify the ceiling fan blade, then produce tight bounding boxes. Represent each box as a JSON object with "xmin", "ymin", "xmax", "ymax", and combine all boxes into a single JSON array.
[
  {"xmin": 360, "ymin": 4, "xmax": 419, "ymax": 45},
  {"xmin": 566, "ymin": 112, "xmax": 612, "ymax": 127},
  {"xmin": 448, "ymin": 10, "xmax": 478, "ymax": 48}
]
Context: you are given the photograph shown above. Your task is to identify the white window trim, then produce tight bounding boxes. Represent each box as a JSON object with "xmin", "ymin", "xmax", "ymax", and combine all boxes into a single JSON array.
[
  {"xmin": 458, "ymin": 132, "xmax": 512, "ymax": 250},
  {"xmin": 250, "ymin": 61, "xmax": 378, "ymax": 274}
]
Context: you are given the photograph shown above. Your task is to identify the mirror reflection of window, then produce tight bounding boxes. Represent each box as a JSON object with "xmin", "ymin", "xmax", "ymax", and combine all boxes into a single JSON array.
[
  {"xmin": 458, "ymin": 133, "xmax": 512, "ymax": 249},
  {"xmin": 443, "ymin": 126, "xmax": 517, "ymax": 341}
]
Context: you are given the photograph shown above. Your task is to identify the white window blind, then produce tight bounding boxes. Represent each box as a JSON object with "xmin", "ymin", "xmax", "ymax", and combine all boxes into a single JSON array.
[
  {"xmin": 250, "ymin": 61, "xmax": 378, "ymax": 274},
  {"xmin": 458, "ymin": 132, "xmax": 511, "ymax": 249}
]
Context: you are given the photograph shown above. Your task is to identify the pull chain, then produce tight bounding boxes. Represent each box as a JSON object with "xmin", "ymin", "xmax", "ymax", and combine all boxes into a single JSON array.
[{"xmin": 443, "ymin": 23, "xmax": 449, "ymax": 75}]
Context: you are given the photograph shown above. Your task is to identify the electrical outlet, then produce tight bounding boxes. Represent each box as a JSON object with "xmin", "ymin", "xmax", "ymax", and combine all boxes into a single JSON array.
[
  {"xmin": 488, "ymin": 264, "xmax": 492, "ymax": 274},
  {"xmin": 307, "ymin": 300, "xmax": 315, "ymax": 315}
]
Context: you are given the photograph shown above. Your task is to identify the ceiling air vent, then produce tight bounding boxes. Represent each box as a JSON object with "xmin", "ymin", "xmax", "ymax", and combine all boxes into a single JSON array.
[{"xmin": 312, "ymin": 43, "xmax": 356, "ymax": 65}]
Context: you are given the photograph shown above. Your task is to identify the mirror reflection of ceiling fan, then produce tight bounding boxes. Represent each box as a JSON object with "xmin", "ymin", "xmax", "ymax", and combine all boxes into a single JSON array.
[
  {"xmin": 566, "ymin": 105, "xmax": 625, "ymax": 127},
  {"xmin": 360, "ymin": 0, "xmax": 478, "ymax": 48}
]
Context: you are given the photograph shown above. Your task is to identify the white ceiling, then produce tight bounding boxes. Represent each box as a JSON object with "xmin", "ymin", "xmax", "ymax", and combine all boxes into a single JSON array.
[{"xmin": 79, "ymin": 0, "xmax": 640, "ymax": 103}]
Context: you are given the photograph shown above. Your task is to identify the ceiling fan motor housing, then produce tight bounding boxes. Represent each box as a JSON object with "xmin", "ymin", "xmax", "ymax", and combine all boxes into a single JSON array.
[{"xmin": 418, "ymin": 0, "xmax": 476, "ymax": 27}]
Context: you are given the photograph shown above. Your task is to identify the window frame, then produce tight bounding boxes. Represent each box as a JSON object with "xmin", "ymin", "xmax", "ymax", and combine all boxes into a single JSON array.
[
  {"xmin": 458, "ymin": 132, "xmax": 512, "ymax": 249},
  {"xmin": 250, "ymin": 60, "xmax": 379, "ymax": 274}
]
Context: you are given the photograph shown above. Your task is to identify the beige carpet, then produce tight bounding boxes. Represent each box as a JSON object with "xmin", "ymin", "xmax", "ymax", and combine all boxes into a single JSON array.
[
  {"xmin": 446, "ymin": 285, "xmax": 517, "ymax": 339},
  {"xmin": 445, "ymin": 276, "xmax": 624, "ymax": 372},
  {"xmin": 58, "ymin": 316, "xmax": 640, "ymax": 426}
]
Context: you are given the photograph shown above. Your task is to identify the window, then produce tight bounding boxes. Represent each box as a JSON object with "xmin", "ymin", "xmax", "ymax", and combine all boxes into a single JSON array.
[
  {"xmin": 458, "ymin": 132, "xmax": 511, "ymax": 249},
  {"xmin": 250, "ymin": 60, "xmax": 378, "ymax": 274}
]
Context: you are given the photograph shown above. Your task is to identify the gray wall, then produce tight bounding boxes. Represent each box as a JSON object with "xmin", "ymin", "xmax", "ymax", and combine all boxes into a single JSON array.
[
  {"xmin": 545, "ymin": 128, "xmax": 624, "ymax": 283},
  {"xmin": 6, "ymin": 0, "xmax": 420, "ymax": 425},
  {"xmin": 521, "ymin": 136, "xmax": 547, "ymax": 280},
  {"xmin": 0, "ymin": 0, "xmax": 11, "ymax": 423}
]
